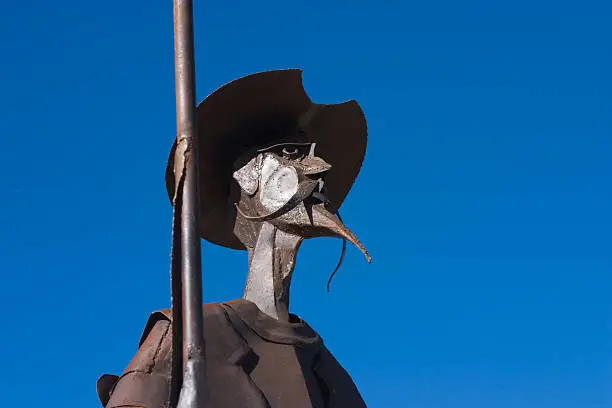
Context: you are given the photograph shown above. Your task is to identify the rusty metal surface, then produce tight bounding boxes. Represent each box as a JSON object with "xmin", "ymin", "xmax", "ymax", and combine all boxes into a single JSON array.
[
  {"xmin": 171, "ymin": 0, "xmax": 206, "ymax": 407},
  {"xmin": 100, "ymin": 301, "xmax": 367, "ymax": 408},
  {"xmin": 234, "ymin": 142, "xmax": 371, "ymax": 321},
  {"xmin": 99, "ymin": 69, "xmax": 371, "ymax": 407},
  {"xmin": 164, "ymin": 69, "xmax": 368, "ymax": 250}
]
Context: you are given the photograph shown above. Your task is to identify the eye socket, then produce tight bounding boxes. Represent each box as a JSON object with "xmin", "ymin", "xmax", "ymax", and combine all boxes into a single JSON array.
[{"xmin": 282, "ymin": 146, "xmax": 300, "ymax": 158}]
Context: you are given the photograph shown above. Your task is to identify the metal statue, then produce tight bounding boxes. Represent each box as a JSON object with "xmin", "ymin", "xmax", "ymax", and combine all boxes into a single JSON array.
[
  {"xmin": 97, "ymin": 69, "xmax": 372, "ymax": 408},
  {"xmin": 96, "ymin": 2, "xmax": 373, "ymax": 407}
]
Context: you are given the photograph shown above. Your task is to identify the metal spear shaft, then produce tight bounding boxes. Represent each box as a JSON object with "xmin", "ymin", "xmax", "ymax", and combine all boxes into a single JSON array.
[{"xmin": 171, "ymin": 0, "xmax": 206, "ymax": 407}]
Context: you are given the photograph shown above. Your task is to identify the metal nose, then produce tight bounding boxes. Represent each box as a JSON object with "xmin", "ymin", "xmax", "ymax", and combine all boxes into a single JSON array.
[{"xmin": 299, "ymin": 156, "xmax": 332, "ymax": 175}]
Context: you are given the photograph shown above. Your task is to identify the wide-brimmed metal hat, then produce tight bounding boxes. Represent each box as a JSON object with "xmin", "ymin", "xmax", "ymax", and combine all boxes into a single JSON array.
[{"xmin": 165, "ymin": 69, "xmax": 367, "ymax": 250}]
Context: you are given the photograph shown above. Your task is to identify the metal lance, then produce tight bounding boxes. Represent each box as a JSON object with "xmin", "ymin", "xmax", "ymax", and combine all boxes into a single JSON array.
[{"xmin": 170, "ymin": 1, "xmax": 207, "ymax": 407}]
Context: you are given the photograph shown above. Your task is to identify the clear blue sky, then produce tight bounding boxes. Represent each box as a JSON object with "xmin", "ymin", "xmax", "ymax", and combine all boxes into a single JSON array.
[{"xmin": 0, "ymin": 1, "xmax": 610, "ymax": 407}]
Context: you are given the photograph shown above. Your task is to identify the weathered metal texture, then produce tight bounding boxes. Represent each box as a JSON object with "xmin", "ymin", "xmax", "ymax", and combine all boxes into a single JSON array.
[
  {"xmin": 232, "ymin": 142, "xmax": 370, "ymax": 255},
  {"xmin": 234, "ymin": 142, "xmax": 371, "ymax": 321},
  {"xmin": 97, "ymin": 69, "xmax": 372, "ymax": 407},
  {"xmin": 100, "ymin": 301, "xmax": 367, "ymax": 408},
  {"xmin": 171, "ymin": 0, "xmax": 206, "ymax": 407},
  {"xmin": 164, "ymin": 69, "xmax": 369, "ymax": 250}
]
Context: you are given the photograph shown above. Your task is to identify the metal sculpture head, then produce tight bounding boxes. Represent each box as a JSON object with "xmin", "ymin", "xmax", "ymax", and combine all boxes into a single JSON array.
[
  {"xmin": 232, "ymin": 141, "xmax": 370, "ymax": 261},
  {"xmin": 165, "ymin": 69, "xmax": 371, "ymax": 320}
]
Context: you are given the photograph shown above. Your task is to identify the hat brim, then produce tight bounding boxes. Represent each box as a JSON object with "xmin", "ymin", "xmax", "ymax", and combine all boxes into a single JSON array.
[
  {"xmin": 96, "ymin": 374, "xmax": 119, "ymax": 406},
  {"xmin": 165, "ymin": 69, "xmax": 367, "ymax": 250}
]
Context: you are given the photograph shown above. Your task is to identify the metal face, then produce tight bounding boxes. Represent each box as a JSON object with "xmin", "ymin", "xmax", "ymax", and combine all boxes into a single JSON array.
[
  {"xmin": 233, "ymin": 139, "xmax": 370, "ymax": 321},
  {"xmin": 233, "ymin": 143, "xmax": 370, "ymax": 259}
]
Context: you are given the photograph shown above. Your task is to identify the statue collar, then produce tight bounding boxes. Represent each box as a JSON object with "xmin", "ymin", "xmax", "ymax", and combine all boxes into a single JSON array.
[{"xmin": 222, "ymin": 299, "xmax": 321, "ymax": 347}]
